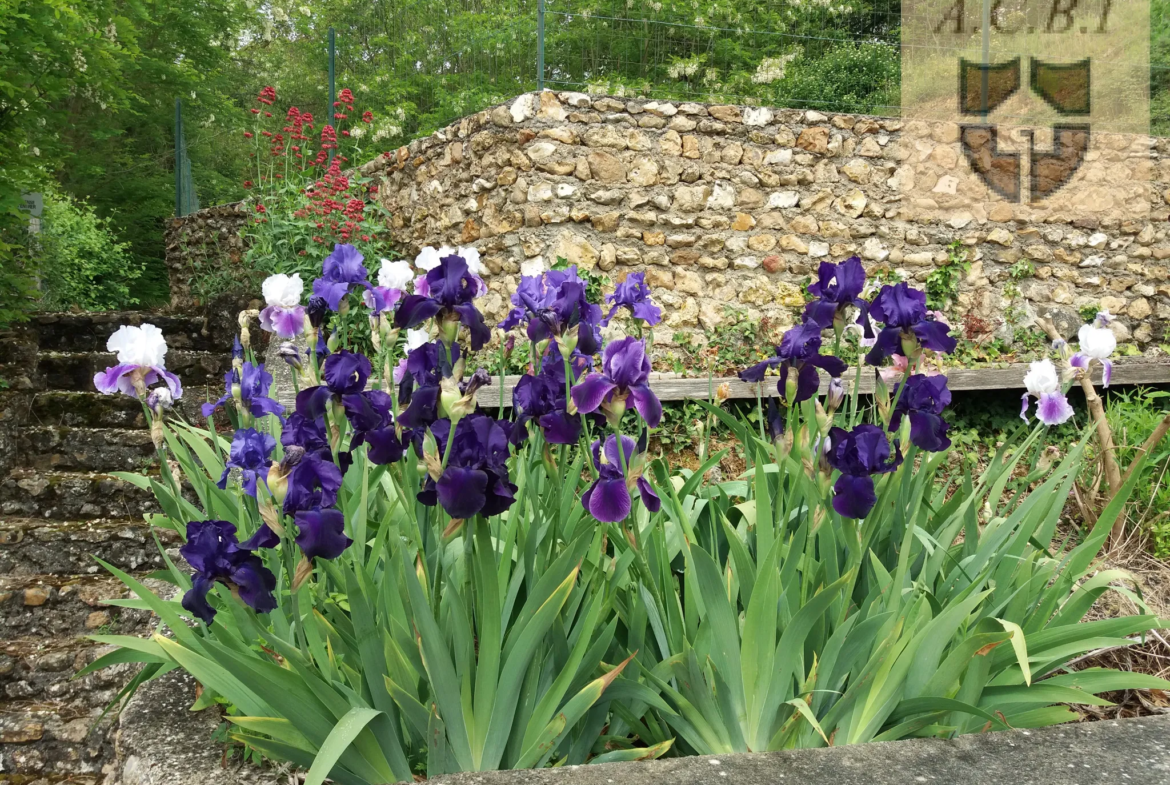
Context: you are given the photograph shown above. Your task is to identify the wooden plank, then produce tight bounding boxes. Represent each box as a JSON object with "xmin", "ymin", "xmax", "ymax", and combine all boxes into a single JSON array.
[{"xmin": 474, "ymin": 360, "xmax": 1170, "ymax": 409}]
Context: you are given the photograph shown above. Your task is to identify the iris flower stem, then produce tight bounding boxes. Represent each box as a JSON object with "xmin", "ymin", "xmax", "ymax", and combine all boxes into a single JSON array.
[
  {"xmin": 564, "ymin": 354, "xmax": 597, "ymax": 478},
  {"xmin": 497, "ymin": 340, "xmax": 506, "ymax": 420},
  {"xmin": 882, "ymin": 349, "xmax": 920, "ymax": 434},
  {"xmin": 140, "ymin": 401, "xmax": 182, "ymax": 500},
  {"xmin": 703, "ymin": 370, "xmax": 713, "ymax": 466},
  {"xmin": 755, "ymin": 385, "xmax": 766, "ymax": 454},
  {"xmin": 848, "ymin": 361, "xmax": 863, "ymax": 428}
]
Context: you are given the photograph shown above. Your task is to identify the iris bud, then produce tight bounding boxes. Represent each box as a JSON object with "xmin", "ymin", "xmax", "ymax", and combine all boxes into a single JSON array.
[
  {"xmin": 826, "ymin": 377, "xmax": 845, "ymax": 414},
  {"xmin": 307, "ymin": 296, "xmax": 329, "ymax": 328},
  {"xmin": 900, "ymin": 331, "xmax": 920, "ymax": 359},
  {"xmin": 602, "ymin": 394, "xmax": 627, "ymax": 427},
  {"xmin": 278, "ymin": 342, "xmax": 302, "ymax": 370},
  {"xmin": 784, "ymin": 373, "xmax": 799, "ymax": 407}
]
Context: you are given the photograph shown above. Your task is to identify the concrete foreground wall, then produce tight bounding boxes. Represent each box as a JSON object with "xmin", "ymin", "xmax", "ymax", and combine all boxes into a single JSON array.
[
  {"xmin": 169, "ymin": 92, "xmax": 1170, "ymax": 350},
  {"xmin": 107, "ymin": 670, "xmax": 1170, "ymax": 785}
]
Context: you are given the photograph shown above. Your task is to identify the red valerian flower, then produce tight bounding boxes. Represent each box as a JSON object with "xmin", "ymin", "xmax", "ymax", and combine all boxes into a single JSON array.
[
  {"xmin": 255, "ymin": 204, "xmax": 266, "ymax": 214},
  {"xmin": 362, "ymin": 110, "xmax": 373, "ymax": 123},
  {"xmin": 337, "ymin": 87, "xmax": 355, "ymax": 105},
  {"xmin": 243, "ymin": 180, "xmax": 253, "ymax": 188},
  {"xmin": 257, "ymin": 86, "xmax": 276, "ymax": 105},
  {"xmin": 243, "ymin": 131, "xmax": 254, "ymax": 138},
  {"xmin": 250, "ymin": 108, "xmax": 260, "ymax": 114}
]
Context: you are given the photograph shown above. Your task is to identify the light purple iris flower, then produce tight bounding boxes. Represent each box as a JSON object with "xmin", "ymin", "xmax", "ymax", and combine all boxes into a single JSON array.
[
  {"xmin": 1071, "ymin": 317, "xmax": 1117, "ymax": 388},
  {"xmin": 1020, "ymin": 359, "xmax": 1074, "ymax": 426},
  {"xmin": 259, "ymin": 274, "xmax": 306, "ymax": 339},
  {"xmin": 571, "ymin": 337, "xmax": 662, "ymax": 428},
  {"xmin": 93, "ymin": 324, "xmax": 183, "ymax": 401},
  {"xmin": 362, "ymin": 286, "xmax": 404, "ymax": 315}
]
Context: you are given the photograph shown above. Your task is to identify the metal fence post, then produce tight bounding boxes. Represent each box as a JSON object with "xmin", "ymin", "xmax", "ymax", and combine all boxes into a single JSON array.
[
  {"xmin": 537, "ymin": 0, "xmax": 545, "ymax": 91},
  {"xmin": 174, "ymin": 99, "xmax": 183, "ymax": 217},
  {"xmin": 328, "ymin": 26, "xmax": 336, "ymax": 164}
]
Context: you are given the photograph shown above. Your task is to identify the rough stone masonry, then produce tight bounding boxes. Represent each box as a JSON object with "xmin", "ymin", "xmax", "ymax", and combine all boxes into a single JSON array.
[{"xmin": 170, "ymin": 91, "xmax": 1170, "ymax": 351}]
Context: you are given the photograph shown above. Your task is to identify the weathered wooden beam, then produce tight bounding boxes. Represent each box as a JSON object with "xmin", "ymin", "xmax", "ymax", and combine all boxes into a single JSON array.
[{"xmin": 475, "ymin": 360, "xmax": 1170, "ymax": 408}]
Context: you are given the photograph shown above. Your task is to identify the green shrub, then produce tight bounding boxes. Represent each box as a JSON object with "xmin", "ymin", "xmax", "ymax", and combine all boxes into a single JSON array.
[
  {"xmin": 780, "ymin": 42, "xmax": 900, "ymax": 115},
  {"xmin": 1107, "ymin": 388, "xmax": 1170, "ymax": 556},
  {"xmin": 37, "ymin": 190, "xmax": 144, "ymax": 311}
]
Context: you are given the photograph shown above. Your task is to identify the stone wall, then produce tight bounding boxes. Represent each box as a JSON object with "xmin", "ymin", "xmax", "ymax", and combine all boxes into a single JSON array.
[
  {"xmin": 165, "ymin": 203, "xmax": 250, "ymax": 310},
  {"xmin": 364, "ymin": 92, "xmax": 1170, "ymax": 348},
  {"xmin": 166, "ymin": 91, "xmax": 1170, "ymax": 350}
]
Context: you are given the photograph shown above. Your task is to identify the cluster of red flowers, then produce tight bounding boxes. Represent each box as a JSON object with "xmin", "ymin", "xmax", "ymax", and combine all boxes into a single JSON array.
[
  {"xmin": 241, "ymin": 85, "xmax": 379, "ymax": 244},
  {"xmin": 288, "ymin": 160, "xmax": 377, "ymax": 244},
  {"xmin": 241, "ymin": 86, "xmax": 368, "ymax": 174}
]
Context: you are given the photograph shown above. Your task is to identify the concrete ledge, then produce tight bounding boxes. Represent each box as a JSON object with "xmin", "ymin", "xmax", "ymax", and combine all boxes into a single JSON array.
[
  {"xmin": 108, "ymin": 669, "xmax": 282, "ymax": 785},
  {"xmin": 434, "ymin": 715, "xmax": 1170, "ymax": 785},
  {"xmin": 109, "ymin": 669, "xmax": 1170, "ymax": 785}
]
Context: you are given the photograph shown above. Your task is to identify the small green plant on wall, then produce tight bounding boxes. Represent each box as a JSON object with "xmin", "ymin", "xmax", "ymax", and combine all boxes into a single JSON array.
[{"xmin": 925, "ymin": 241, "xmax": 970, "ymax": 312}]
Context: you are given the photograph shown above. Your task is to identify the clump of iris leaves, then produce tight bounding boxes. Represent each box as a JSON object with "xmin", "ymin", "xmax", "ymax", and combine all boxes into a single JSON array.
[{"xmin": 90, "ymin": 251, "xmax": 1168, "ymax": 785}]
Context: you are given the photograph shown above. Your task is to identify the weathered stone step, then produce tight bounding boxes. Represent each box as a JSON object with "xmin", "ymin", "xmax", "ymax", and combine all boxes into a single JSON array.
[
  {"xmin": 30, "ymin": 312, "xmax": 219, "ymax": 354},
  {"xmin": 0, "ymin": 574, "xmax": 153, "ymax": 640},
  {"xmin": 26, "ymin": 391, "xmax": 149, "ymax": 430},
  {"xmin": 0, "ymin": 331, "xmax": 38, "ymax": 374},
  {"xmin": 0, "ymin": 470, "xmax": 162, "ymax": 521},
  {"xmin": 1, "ymin": 638, "xmax": 143, "ymax": 782},
  {"xmin": 36, "ymin": 350, "xmax": 230, "ymax": 393},
  {"xmin": 17, "ymin": 427, "xmax": 158, "ymax": 472},
  {"xmin": 0, "ymin": 517, "xmax": 180, "ymax": 576}
]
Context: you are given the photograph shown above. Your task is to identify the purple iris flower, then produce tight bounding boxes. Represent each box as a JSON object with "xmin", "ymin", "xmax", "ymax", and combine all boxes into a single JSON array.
[
  {"xmin": 179, "ymin": 520, "xmax": 277, "ymax": 624},
  {"xmin": 312, "ymin": 244, "xmax": 370, "ymax": 311},
  {"xmin": 363, "ymin": 427, "xmax": 408, "ymax": 465},
  {"xmin": 398, "ymin": 341, "xmax": 461, "ymax": 429},
  {"xmin": 603, "ymin": 272, "xmax": 662, "ymax": 326},
  {"xmin": 283, "ymin": 451, "xmax": 344, "ymax": 513},
  {"xmin": 499, "ymin": 274, "xmax": 551, "ymax": 333},
  {"xmin": 217, "ymin": 428, "xmax": 276, "ymax": 497},
  {"xmin": 512, "ymin": 344, "xmax": 592, "ymax": 444},
  {"xmin": 765, "ymin": 396, "xmax": 785, "ymax": 443},
  {"xmin": 571, "ymin": 337, "xmax": 662, "ymax": 427},
  {"xmin": 738, "ymin": 322, "xmax": 847, "ymax": 405},
  {"xmin": 240, "ymin": 524, "xmax": 281, "ymax": 551},
  {"xmin": 296, "ymin": 350, "xmax": 391, "ymax": 437},
  {"xmin": 417, "ymin": 414, "xmax": 517, "ymax": 519},
  {"xmin": 581, "ymin": 434, "xmax": 661, "ymax": 523},
  {"xmin": 825, "ymin": 425, "xmax": 903, "ymax": 519},
  {"xmin": 499, "ymin": 268, "xmax": 602, "ymax": 356},
  {"xmin": 889, "ymin": 374, "xmax": 952, "ymax": 452},
  {"xmin": 803, "ymin": 257, "xmax": 871, "ymax": 337},
  {"xmin": 294, "ymin": 508, "xmax": 352, "ymax": 561},
  {"xmin": 281, "ymin": 411, "xmax": 329, "ymax": 454},
  {"xmin": 202, "ymin": 362, "xmax": 286, "ymax": 419},
  {"xmin": 865, "ymin": 283, "xmax": 956, "ymax": 366},
  {"xmin": 394, "ymin": 254, "xmax": 491, "ymax": 350}
]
